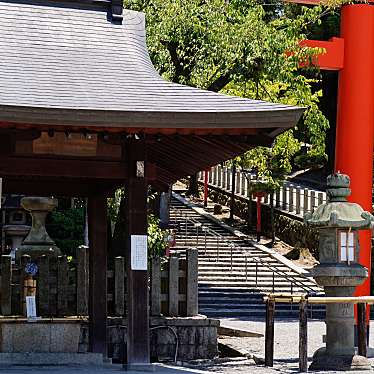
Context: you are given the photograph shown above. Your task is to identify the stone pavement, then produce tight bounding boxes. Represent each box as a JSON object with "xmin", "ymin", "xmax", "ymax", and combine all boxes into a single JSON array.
[
  {"xmin": 0, "ymin": 364, "xmax": 209, "ymax": 374},
  {"xmin": 210, "ymin": 318, "xmax": 374, "ymax": 373},
  {"xmin": 1, "ymin": 319, "xmax": 374, "ymax": 373}
]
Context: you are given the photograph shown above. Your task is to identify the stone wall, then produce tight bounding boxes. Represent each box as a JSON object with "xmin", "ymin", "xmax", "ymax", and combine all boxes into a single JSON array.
[
  {"xmin": 79, "ymin": 316, "xmax": 219, "ymax": 363},
  {"xmin": 207, "ymin": 186, "xmax": 319, "ymax": 257}
]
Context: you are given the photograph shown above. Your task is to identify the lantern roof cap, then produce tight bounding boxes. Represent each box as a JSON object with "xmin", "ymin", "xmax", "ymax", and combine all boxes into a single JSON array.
[{"xmin": 304, "ymin": 173, "xmax": 374, "ymax": 229}]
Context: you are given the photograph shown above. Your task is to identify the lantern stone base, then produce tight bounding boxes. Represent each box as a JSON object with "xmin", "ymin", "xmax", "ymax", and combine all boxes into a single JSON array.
[{"xmin": 310, "ymin": 348, "xmax": 371, "ymax": 371}]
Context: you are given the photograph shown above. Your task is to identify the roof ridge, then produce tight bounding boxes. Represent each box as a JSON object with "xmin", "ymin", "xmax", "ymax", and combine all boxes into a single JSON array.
[{"xmin": 0, "ymin": 0, "xmax": 123, "ymax": 22}]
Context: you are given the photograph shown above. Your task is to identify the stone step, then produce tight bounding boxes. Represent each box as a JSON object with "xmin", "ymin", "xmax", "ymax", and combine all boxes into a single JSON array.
[
  {"xmin": 171, "ymin": 195, "xmax": 322, "ymax": 319},
  {"xmin": 198, "ymin": 270, "xmax": 306, "ymax": 276},
  {"xmin": 199, "ymin": 291, "xmax": 264, "ymax": 298}
]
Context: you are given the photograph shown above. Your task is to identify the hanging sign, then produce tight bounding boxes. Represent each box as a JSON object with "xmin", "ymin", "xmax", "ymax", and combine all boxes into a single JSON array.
[{"xmin": 131, "ymin": 235, "xmax": 148, "ymax": 270}]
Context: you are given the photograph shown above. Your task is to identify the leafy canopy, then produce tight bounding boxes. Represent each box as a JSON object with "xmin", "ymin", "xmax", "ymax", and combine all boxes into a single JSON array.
[{"xmin": 124, "ymin": 0, "xmax": 331, "ymax": 188}]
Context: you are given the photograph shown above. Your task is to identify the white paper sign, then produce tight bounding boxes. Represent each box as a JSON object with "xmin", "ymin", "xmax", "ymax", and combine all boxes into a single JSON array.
[
  {"xmin": 26, "ymin": 296, "xmax": 37, "ymax": 319},
  {"xmin": 131, "ymin": 235, "xmax": 148, "ymax": 270}
]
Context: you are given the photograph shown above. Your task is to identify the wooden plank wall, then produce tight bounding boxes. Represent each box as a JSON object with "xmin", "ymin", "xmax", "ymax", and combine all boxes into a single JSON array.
[{"xmin": 0, "ymin": 248, "xmax": 198, "ymax": 318}]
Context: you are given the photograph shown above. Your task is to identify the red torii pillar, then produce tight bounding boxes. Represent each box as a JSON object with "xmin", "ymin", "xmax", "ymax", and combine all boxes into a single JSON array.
[{"xmin": 303, "ymin": 4, "xmax": 374, "ymax": 308}]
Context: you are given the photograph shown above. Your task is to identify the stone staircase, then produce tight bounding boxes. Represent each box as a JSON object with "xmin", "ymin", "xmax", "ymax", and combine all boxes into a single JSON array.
[{"xmin": 170, "ymin": 192, "xmax": 325, "ymax": 319}]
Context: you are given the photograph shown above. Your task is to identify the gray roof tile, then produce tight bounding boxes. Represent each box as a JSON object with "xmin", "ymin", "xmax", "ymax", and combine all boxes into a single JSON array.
[{"xmin": 0, "ymin": 0, "xmax": 304, "ymax": 130}]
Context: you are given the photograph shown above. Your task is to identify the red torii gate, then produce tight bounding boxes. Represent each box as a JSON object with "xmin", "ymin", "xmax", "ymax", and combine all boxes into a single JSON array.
[{"xmin": 300, "ymin": 3, "xmax": 374, "ymax": 304}]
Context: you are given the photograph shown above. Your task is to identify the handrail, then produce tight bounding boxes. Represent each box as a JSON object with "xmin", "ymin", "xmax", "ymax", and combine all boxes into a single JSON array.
[{"xmin": 172, "ymin": 208, "xmax": 319, "ymax": 294}]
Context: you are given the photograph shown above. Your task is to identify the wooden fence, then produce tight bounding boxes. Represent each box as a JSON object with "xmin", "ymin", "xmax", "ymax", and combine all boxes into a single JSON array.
[
  {"xmin": 198, "ymin": 166, "xmax": 327, "ymax": 218},
  {"xmin": 263, "ymin": 294, "xmax": 374, "ymax": 372},
  {"xmin": 0, "ymin": 247, "xmax": 198, "ymax": 318}
]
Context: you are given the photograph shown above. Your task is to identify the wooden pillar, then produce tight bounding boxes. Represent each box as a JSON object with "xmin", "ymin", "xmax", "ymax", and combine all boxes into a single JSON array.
[
  {"xmin": 124, "ymin": 138, "xmax": 150, "ymax": 367},
  {"xmin": 88, "ymin": 196, "xmax": 108, "ymax": 357},
  {"xmin": 265, "ymin": 298, "xmax": 275, "ymax": 367},
  {"xmin": 299, "ymin": 299, "xmax": 308, "ymax": 372}
]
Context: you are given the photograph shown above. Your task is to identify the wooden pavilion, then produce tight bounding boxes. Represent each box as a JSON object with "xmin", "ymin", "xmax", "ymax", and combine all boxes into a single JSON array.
[{"xmin": 0, "ymin": 0, "xmax": 303, "ymax": 368}]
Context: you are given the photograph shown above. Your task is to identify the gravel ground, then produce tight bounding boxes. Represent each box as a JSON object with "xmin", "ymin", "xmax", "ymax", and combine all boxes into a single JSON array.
[{"xmin": 176, "ymin": 319, "xmax": 374, "ymax": 373}]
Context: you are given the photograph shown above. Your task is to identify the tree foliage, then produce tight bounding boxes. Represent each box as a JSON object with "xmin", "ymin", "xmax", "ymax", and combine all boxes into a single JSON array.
[
  {"xmin": 124, "ymin": 0, "xmax": 331, "ymax": 188},
  {"xmin": 48, "ymin": 206, "xmax": 84, "ymax": 256}
]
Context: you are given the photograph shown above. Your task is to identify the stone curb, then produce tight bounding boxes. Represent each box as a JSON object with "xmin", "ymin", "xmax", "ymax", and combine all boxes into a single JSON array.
[
  {"xmin": 172, "ymin": 192, "xmax": 317, "ymax": 286},
  {"xmin": 218, "ymin": 325, "xmax": 263, "ymax": 338}
]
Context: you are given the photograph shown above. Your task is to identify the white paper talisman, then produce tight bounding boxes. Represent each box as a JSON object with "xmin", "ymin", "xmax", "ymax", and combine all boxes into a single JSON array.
[{"xmin": 131, "ymin": 235, "xmax": 148, "ymax": 270}]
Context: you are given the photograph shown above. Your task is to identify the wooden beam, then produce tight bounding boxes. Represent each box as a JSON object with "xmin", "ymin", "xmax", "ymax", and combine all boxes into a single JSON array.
[
  {"xmin": 88, "ymin": 196, "xmax": 108, "ymax": 357},
  {"xmin": 300, "ymin": 38, "xmax": 344, "ymax": 71},
  {"xmin": 0, "ymin": 156, "xmax": 127, "ymax": 179},
  {"xmin": 3, "ymin": 178, "xmax": 119, "ymax": 197},
  {"xmin": 124, "ymin": 138, "xmax": 150, "ymax": 367}
]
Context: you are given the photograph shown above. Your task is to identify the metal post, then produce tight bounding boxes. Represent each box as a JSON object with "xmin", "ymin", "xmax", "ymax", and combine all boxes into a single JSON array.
[
  {"xmin": 216, "ymin": 236, "xmax": 219, "ymax": 262},
  {"xmin": 230, "ymin": 244, "xmax": 234, "ymax": 272},
  {"xmin": 185, "ymin": 214, "xmax": 188, "ymax": 246},
  {"xmin": 230, "ymin": 163, "xmax": 236, "ymax": 221},
  {"xmin": 245, "ymin": 256, "xmax": 248, "ymax": 282},
  {"xmin": 204, "ymin": 170, "xmax": 209, "ymax": 208},
  {"xmin": 256, "ymin": 195, "xmax": 262, "ymax": 242},
  {"xmin": 194, "ymin": 223, "xmax": 201, "ymax": 246},
  {"xmin": 255, "ymin": 262, "xmax": 258, "ymax": 287}
]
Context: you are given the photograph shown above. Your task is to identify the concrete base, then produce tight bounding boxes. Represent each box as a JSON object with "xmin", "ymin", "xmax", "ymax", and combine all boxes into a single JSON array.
[
  {"xmin": 0, "ymin": 319, "xmax": 81, "ymax": 353},
  {"xmin": 310, "ymin": 348, "xmax": 371, "ymax": 371},
  {"xmin": 0, "ymin": 353, "xmax": 104, "ymax": 366}
]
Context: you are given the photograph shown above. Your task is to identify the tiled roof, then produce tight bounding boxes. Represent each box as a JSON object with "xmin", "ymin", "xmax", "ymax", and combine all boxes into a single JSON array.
[{"xmin": 0, "ymin": 0, "xmax": 303, "ymax": 130}]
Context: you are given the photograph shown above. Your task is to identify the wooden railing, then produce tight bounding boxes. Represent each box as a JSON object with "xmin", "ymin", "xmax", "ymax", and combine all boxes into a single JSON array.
[
  {"xmin": 263, "ymin": 293, "xmax": 374, "ymax": 372},
  {"xmin": 0, "ymin": 247, "xmax": 198, "ymax": 318},
  {"xmin": 198, "ymin": 166, "xmax": 327, "ymax": 218}
]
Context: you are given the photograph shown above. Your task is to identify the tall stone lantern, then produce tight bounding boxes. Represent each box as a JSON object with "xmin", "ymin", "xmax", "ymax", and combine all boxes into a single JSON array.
[{"xmin": 305, "ymin": 173, "xmax": 374, "ymax": 371}]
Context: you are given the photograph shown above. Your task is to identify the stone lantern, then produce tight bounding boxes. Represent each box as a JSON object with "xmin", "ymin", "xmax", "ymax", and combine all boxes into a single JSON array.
[
  {"xmin": 15, "ymin": 197, "xmax": 61, "ymax": 260},
  {"xmin": 305, "ymin": 173, "xmax": 374, "ymax": 371}
]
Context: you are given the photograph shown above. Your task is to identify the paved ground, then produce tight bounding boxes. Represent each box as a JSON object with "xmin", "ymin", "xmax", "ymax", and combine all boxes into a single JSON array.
[
  {"xmin": 1, "ymin": 320, "xmax": 374, "ymax": 373},
  {"xmin": 0, "ymin": 364, "xmax": 209, "ymax": 374},
  {"xmin": 194, "ymin": 318, "xmax": 374, "ymax": 373}
]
